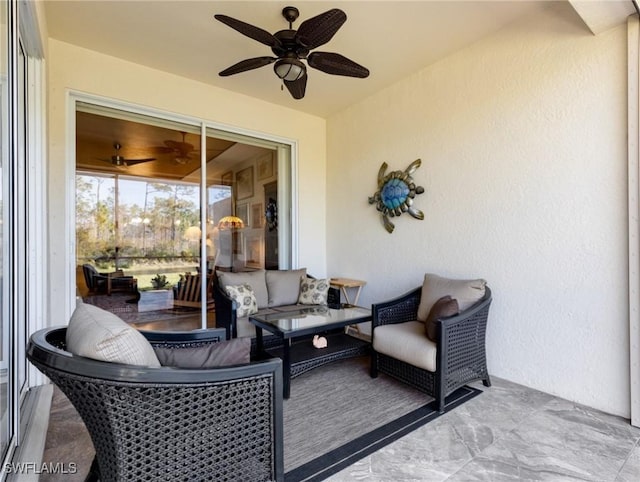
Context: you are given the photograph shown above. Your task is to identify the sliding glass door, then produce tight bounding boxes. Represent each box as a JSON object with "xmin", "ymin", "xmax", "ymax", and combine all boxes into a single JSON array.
[
  {"xmin": 0, "ymin": 0, "xmax": 45, "ymax": 467},
  {"xmin": 75, "ymin": 103, "xmax": 292, "ymax": 330}
]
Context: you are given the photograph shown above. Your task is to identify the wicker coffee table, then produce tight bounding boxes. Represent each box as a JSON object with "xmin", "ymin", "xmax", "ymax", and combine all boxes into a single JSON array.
[{"xmin": 250, "ymin": 305, "xmax": 372, "ymax": 398}]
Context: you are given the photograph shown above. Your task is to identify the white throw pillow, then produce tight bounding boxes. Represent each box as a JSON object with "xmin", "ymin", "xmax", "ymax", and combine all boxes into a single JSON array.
[
  {"xmin": 66, "ymin": 303, "xmax": 160, "ymax": 367},
  {"xmin": 298, "ymin": 278, "xmax": 329, "ymax": 305},
  {"xmin": 224, "ymin": 283, "xmax": 259, "ymax": 318},
  {"xmin": 416, "ymin": 273, "xmax": 486, "ymax": 322}
]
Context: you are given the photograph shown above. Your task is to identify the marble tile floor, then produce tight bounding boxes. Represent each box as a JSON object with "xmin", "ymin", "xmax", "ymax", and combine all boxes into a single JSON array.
[
  {"xmin": 41, "ymin": 376, "xmax": 640, "ymax": 481},
  {"xmin": 326, "ymin": 377, "xmax": 640, "ymax": 481}
]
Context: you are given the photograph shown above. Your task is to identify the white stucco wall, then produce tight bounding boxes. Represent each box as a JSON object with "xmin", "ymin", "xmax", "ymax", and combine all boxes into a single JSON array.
[
  {"xmin": 47, "ymin": 39, "xmax": 327, "ymax": 324},
  {"xmin": 327, "ymin": 3, "xmax": 629, "ymax": 416}
]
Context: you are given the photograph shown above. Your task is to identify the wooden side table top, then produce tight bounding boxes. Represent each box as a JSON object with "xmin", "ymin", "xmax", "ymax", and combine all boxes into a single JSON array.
[
  {"xmin": 329, "ymin": 278, "xmax": 367, "ymax": 288},
  {"xmin": 330, "ymin": 278, "xmax": 367, "ymax": 306}
]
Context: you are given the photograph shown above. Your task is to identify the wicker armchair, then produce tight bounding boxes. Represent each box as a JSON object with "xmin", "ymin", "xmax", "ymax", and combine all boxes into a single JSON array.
[
  {"xmin": 370, "ymin": 286, "xmax": 492, "ymax": 412},
  {"xmin": 27, "ymin": 327, "xmax": 284, "ymax": 482},
  {"xmin": 82, "ymin": 264, "xmax": 138, "ymax": 296}
]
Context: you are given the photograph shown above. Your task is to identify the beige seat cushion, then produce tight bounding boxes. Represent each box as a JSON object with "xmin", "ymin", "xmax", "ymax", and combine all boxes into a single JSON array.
[
  {"xmin": 236, "ymin": 316, "xmax": 257, "ymax": 338},
  {"xmin": 266, "ymin": 269, "xmax": 307, "ymax": 307},
  {"xmin": 217, "ymin": 270, "xmax": 269, "ymax": 308},
  {"xmin": 373, "ymin": 321, "xmax": 437, "ymax": 372},
  {"xmin": 417, "ymin": 273, "xmax": 486, "ymax": 322},
  {"xmin": 66, "ymin": 302, "xmax": 160, "ymax": 367}
]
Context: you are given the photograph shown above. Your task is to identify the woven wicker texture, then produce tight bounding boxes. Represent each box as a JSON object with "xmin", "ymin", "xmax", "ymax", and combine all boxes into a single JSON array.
[
  {"xmin": 28, "ymin": 328, "xmax": 283, "ymax": 482},
  {"xmin": 371, "ymin": 286, "xmax": 492, "ymax": 412}
]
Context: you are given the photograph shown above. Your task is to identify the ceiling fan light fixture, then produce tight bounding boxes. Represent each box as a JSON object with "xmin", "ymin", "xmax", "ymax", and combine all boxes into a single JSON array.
[{"xmin": 274, "ymin": 58, "xmax": 305, "ymax": 81}]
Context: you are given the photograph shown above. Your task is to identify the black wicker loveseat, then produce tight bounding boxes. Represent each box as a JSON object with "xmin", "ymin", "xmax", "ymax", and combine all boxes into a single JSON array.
[
  {"xmin": 213, "ymin": 269, "xmax": 340, "ymax": 356},
  {"xmin": 370, "ymin": 278, "xmax": 492, "ymax": 413},
  {"xmin": 27, "ymin": 327, "xmax": 284, "ymax": 482}
]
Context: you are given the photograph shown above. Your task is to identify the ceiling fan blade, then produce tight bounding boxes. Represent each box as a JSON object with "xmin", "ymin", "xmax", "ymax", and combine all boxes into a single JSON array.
[
  {"xmin": 219, "ymin": 56, "xmax": 277, "ymax": 76},
  {"xmin": 214, "ymin": 14, "xmax": 281, "ymax": 48},
  {"xmin": 122, "ymin": 158, "xmax": 156, "ymax": 166},
  {"xmin": 296, "ymin": 8, "xmax": 346, "ymax": 49},
  {"xmin": 95, "ymin": 158, "xmax": 128, "ymax": 170},
  {"xmin": 284, "ymin": 73, "xmax": 307, "ymax": 100},
  {"xmin": 307, "ymin": 52, "xmax": 369, "ymax": 78},
  {"xmin": 149, "ymin": 146, "xmax": 174, "ymax": 154},
  {"xmin": 164, "ymin": 140, "xmax": 194, "ymax": 152}
]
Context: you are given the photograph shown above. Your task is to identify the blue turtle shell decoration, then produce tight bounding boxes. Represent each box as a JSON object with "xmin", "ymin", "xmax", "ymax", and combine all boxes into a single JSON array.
[{"xmin": 368, "ymin": 159, "xmax": 425, "ymax": 233}]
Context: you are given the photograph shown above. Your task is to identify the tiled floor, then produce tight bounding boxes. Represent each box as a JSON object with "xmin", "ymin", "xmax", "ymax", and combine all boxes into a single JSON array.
[
  {"xmin": 42, "ymin": 370, "xmax": 640, "ymax": 481},
  {"xmin": 326, "ymin": 377, "xmax": 640, "ymax": 481}
]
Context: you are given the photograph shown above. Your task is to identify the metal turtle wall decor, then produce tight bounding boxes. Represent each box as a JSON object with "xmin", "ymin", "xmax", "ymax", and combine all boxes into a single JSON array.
[{"xmin": 368, "ymin": 159, "xmax": 425, "ymax": 233}]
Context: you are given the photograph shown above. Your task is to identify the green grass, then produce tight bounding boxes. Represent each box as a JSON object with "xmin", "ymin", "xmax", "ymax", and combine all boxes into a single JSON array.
[{"xmin": 136, "ymin": 272, "xmax": 183, "ymax": 290}]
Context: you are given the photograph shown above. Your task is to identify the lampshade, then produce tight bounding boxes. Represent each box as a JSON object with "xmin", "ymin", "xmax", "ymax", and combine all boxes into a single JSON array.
[
  {"xmin": 218, "ymin": 215, "xmax": 245, "ymax": 230},
  {"xmin": 183, "ymin": 225, "xmax": 202, "ymax": 241},
  {"xmin": 274, "ymin": 58, "xmax": 306, "ymax": 82}
]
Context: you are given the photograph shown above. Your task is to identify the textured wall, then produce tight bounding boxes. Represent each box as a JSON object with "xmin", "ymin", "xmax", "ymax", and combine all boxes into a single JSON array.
[
  {"xmin": 327, "ymin": 3, "xmax": 629, "ymax": 416},
  {"xmin": 47, "ymin": 39, "xmax": 327, "ymax": 323}
]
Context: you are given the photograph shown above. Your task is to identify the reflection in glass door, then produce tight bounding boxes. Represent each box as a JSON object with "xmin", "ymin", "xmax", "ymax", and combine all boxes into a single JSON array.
[
  {"xmin": 75, "ymin": 102, "xmax": 294, "ymax": 333},
  {"xmin": 75, "ymin": 106, "xmax": 210, "ymax": 327}
]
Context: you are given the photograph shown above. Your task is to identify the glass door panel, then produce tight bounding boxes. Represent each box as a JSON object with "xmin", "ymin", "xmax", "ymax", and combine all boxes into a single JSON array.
[
  {"xmin": 0, "ymin": 0, "xmax": 11, "ymax": 458},
  {"xmin": 76, "ymin": 106, "xmax": 204, "ymax": 323},
  {"xmin": 205, "ymin": 127, "xmax": 279, "ymax": 273}
]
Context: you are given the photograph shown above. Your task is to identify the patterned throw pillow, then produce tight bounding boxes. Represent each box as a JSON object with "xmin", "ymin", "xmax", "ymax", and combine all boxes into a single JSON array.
[
  {"xmin": 224, "ymin": 283, "xmax": 258, "ymax": 318},
  {"xmin": 298, "ymin": 278, "xmax": 329, "ymax": 305}
]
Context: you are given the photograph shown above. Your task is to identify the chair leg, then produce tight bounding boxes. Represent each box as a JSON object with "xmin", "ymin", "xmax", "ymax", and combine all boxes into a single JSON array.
[
  {"xmin": 437, "ymin": 396, "xmax": 445, "ymax": 413},
  {"xmin": 483, "ymin": 374, "xmax": 492, "ymax": 387},
  {"xmin": 370, "ymin": 352, "xmax": 378, "ymax": 378},
  {"xmin": 84, "ymin": 456, "xmax": 100, "ymax": 482}
]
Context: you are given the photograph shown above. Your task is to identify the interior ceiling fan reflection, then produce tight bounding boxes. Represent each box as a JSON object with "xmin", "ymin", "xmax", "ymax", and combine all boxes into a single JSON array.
[
  {"xmin": 214, "ymin": 5, "xmax": 369, "ymax": 100},
  {"xmin": 97, "ymin": 142, "xmax": 156, "ymax": 168},
  {"xmin": 153, "ymin": 132, "xmax": 197, "ymax": 164}
]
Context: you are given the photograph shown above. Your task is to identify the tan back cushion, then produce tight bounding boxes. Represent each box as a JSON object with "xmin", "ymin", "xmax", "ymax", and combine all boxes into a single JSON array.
[
  {"xmin": 66, "ymin": 303, "xmax": 160, "ymax": 367},
  {"xmin": 266, "ymin": 269, "xmax": 307, "ymax": 307},
  {"xmin": 217, "ymin": 270, "xmax": 268, "ymax": 308},
  {"xmin": 417, "ymin": 273, "xmax": 486, "ymax": 322}
]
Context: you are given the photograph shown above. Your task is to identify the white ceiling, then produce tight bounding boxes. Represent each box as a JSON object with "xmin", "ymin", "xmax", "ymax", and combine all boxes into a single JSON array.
[{"xmin": 44, "ymin": 1, "xmax": 587, "ymax": 118}]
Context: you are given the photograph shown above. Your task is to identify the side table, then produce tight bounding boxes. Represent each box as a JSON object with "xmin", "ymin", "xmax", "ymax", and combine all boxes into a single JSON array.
[{"xmin": 329, "ymin": 278, "xmax": 366, "ymax": 306}]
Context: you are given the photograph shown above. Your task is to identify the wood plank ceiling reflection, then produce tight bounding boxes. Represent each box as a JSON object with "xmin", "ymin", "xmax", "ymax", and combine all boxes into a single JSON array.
[{"xmin": 75, "ymin": 111, "xmax": 236, "ymax": 181}]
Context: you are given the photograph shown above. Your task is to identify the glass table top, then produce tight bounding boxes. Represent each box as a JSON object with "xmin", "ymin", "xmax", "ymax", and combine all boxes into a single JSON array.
[{"xmin": 250, "ymin": 305, "xmax": 371, "ymax": 334}]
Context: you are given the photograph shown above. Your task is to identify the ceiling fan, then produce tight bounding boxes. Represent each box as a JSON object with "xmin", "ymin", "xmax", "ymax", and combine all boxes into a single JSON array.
[
  {"xmin": 162, "ymin": 132, "xmax": 196, "ymax": 164},
  {"xmin": 214, "ymin": 6, "xmax": 369, "ymax": 100},
  {"xmin": 97, "ymin": 142, "xmax": 156, "ymax": 168}
]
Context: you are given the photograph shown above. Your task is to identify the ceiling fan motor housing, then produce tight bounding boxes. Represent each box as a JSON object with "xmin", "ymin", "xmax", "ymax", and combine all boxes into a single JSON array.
[
  {"xmin": 111, "ymin": 156, "xmax": 127, "ymax": 167},
  {"xmin": 272, "ymin": 30, "xmax": 309, "ymax": 58}
]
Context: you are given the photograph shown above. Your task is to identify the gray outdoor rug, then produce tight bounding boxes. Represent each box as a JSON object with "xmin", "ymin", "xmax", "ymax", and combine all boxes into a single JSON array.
[{"xmin": 283, "ymin": 356, "xmax": 481, "ymax": 481}]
